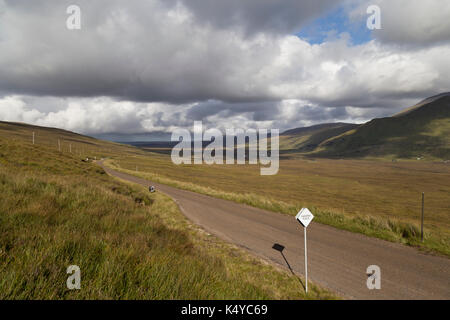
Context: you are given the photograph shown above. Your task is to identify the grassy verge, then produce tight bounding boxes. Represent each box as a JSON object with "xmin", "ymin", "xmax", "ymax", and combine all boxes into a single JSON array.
[
  {"xmin": 114, "ymin": 178, "xmax": 337, "ymax": 300},
  {"xmin": 106, "ymin": 159, "xmax": 450, "ymax": 257},
  {"xmin": 0, "ymin": 138, "xmax": 336, "ymax": 299}
]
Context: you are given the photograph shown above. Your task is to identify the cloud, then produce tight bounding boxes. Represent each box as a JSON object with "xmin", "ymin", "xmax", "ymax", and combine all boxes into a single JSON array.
[
  {"xmin": 349, "ymin": 0, "xmax": 450, "ymax": 47},
  {"xmin": 265, "ymin": 35, "xmax": 450, "ymax": 108},
  {"xmin": 0, "ymin": 0, "xmax": 449, "ymax": 138},
  {"xmin": 0, "ymin": 95, "xmax": 404, "ymax": 140},
  {"xmin": 173, "ymin": 0, "xmax": 339, "ymax": 35},
  {"xmin": 0, "ymin": 0, "xmax": 283, "ymax": 103},
  {"xmin": 0, "ymin": 95, "xmax": 44, "ymax": 123}
]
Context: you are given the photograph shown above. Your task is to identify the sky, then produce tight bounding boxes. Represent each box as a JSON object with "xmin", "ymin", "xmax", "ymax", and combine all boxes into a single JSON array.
[{"xmin": 0, "ymin": 0, "xmax": 449, "ymax": 141}]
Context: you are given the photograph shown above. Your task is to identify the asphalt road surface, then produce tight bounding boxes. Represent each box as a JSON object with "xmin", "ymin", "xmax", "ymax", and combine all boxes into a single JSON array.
[{"xmin": 98, "ymin": 162, "xmax": 450, "ymax": 300}]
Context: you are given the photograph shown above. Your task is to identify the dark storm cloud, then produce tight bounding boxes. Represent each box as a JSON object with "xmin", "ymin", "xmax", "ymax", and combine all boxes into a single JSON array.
[
  {"xmin": 0, "ymin": 0, "xmax": 288, "ymax": 104},
  {"xmin": 1, "ymin": 0, "xmax": 448, "ymax": 105},
  {"xmin": 0, "ymin": 0, "xmax": 450, "ymax": 138},
  {"xmin": 174, "ymin": 0, "xmax": 339, "ymax": 35}
]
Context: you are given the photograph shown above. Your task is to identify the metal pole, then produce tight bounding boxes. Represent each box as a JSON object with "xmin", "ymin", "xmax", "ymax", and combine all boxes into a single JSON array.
[
  {"xmin": 304, "ymin": 227, "xmax": 308, "ymax": 294},
  {"xmin": 421, "ymin": 192, "xmax": 424, "ymax": 242},
  {"xmin": 32, "ymin": 132, "xmax": 35, "ymax": 145}
]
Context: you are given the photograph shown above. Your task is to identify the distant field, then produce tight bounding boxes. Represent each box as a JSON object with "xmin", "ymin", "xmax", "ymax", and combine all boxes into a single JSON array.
[
  {"xmin": 109, "ymin": 152, "xmax": 450, "ymax": 256},
  {"xmin": 0, "ymin": 122, "xmax": 336, "ymax": 299}
]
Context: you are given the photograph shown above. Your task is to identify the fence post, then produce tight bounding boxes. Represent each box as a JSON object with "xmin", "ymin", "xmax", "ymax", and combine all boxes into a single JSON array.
[{"xmin": 421, "ymin": 192, "xmax": 424, "ymax": 242}]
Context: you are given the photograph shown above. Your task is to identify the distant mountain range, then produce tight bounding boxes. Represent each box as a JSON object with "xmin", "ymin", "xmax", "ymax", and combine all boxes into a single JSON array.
[
  {"xmin": 281, "ymin": 93, "xmax": 450, "ymax": 160},
  {"xmin": 1, "ymin": 93, "xmax": 449, "ymax": 160}
]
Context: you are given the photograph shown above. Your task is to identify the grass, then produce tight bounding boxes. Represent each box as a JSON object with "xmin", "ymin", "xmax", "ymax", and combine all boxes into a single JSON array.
[
  {"xmin": 279, "ymin": 123, "xmax": 359, "ymax": 153},
  {"xmin": 0, "ymin": 125, "xmax": 336, "ymax": 299},
  {"xmin": 312, "ymin": 97, "xmax": 450, "ymax": 159},
  {"xmin": 106, "ymin": 154, "xmax": 450, "ymax": 257},
  {"xmin": 0, "ymin": 120, "xmax": 144, "ymax": 160}
]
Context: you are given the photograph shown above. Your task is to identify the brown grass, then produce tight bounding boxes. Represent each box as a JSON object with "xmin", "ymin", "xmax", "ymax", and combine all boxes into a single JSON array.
[
  {"xmin": 0, "ymin": 123, "xmax": 337, "ymax": 299},
  {"xmin": 109, "ymin": 152, "xmax": 450, "ymax": 256}
]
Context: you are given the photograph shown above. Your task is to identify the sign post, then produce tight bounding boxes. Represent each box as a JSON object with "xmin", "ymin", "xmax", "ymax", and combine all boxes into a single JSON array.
[
  {"xmin": 295, "ymin": 208, "xmax": 314, "ymax": 294},
  {"xmin": 421, "ymin": 192, "xmax": 424, "ymax": 242},
  {"xmin": 304, "ymin": 225, "xmax": 308, "ymax": 293}
]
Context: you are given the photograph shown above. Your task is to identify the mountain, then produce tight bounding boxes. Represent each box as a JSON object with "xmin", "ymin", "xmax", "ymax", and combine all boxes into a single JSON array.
[
  {"xmin": 280, "ymin": 122, "xmax": 359, "ymax": 153},
  {"xmin": 281, "ymin": 94, "xmax": 450, "ymax": 160},
  {"xmin": 2, "ymin": 92, "xmax": 449, "ymax": 161},
  {"xmin": 393, "ymin": 92, "xmax": 450, "ymax": 117}
]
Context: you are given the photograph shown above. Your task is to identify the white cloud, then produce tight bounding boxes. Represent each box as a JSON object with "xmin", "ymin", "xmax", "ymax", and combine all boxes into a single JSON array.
[
  {"xmin": 0, "ymin": 0, "xmax": 449, "ymax": 137},
  {"xmin": 0, "ymin": 96, "xmax": 44, "ymax": 123}
]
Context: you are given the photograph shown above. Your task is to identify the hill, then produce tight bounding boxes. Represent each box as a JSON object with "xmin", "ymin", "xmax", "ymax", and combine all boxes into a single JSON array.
[
  {"xmin": 315, "ymin": 96, "xmax": 450, "ymax": 159},
  {"xmin": 0, "ymin": 120, "xmax": 142, "ymax": 159},
  {"xmin": 0, "ymin": 120, "xmax": 333, "ymax": 299},
  {"xmin": 281, "ymin": 94, "xmax": 450, "ymax": 160},
  {"xmin": 280, "ymin": 123, "xmax": 359, "ymax": 153},
  {"xmin": 393, "ymin": 92, "xmax": 450, "ymax": 117}
]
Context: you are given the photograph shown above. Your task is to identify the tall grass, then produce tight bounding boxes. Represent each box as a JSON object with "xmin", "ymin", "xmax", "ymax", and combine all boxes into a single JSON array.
[
  {"xmin": 107, "ymin": 160, "xmax": 449, "ymax": 257},
  {"xmin": 0, "ymin": 137, "xmax": 336, "ymax": 299}
]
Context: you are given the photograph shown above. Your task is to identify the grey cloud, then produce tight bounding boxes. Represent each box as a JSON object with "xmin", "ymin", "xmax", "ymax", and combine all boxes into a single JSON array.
[
  {"xmin": 185, "ymin": 100, "xmax": 280, "ymax": 121},
  {"xmin": 0, "ymin": 0, "xmax": 279, "ymax": 103},
  {"xmin": 175, "ymin": 0, "xmax": 339, "ymax": 35},
  {"xmin": 0, "ymin": 94, "xmax": 434, "ymax": 140},
  {"xmin": 1, "ymin": 0, "xmax": 450, "ymax": 140},
  {"xmin": 1, "ymin": 0, "xmax": 449, "ymax": 107},
  {"xmin": 350, "ymin": 0, "xmax": 450, "ymax": 47}
]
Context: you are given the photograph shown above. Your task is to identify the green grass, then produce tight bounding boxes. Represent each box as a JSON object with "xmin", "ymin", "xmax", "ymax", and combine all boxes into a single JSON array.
[
  {"xmin": 0, "ymin": 120, "xmax": 145, "ymax": 160},
  {"xmin": 312, "ymin": 97, "xmax": 450, "ymax": 159},
  {"xmin": 106, "ymin": 154, "xmax": 450, "ymax": 257},
  {"xmin": 279, "ymin": 123, "xmax": 358, "ymax": 153},
  {"xmin": 0, "ymin": 124, "xmax": 336, "ymax": 299}
]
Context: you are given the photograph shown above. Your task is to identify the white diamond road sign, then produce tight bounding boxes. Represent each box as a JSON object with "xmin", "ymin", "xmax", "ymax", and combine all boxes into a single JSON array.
[{"xmin": 296, "ymin": 208, "xmax": 314, "ymax": 228}]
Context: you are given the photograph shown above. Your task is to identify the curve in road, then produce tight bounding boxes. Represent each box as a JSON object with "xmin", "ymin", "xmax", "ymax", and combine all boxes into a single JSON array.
[{"xmin": 98, "ymin": 162, "xmax": 450, "ymax": 300}]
